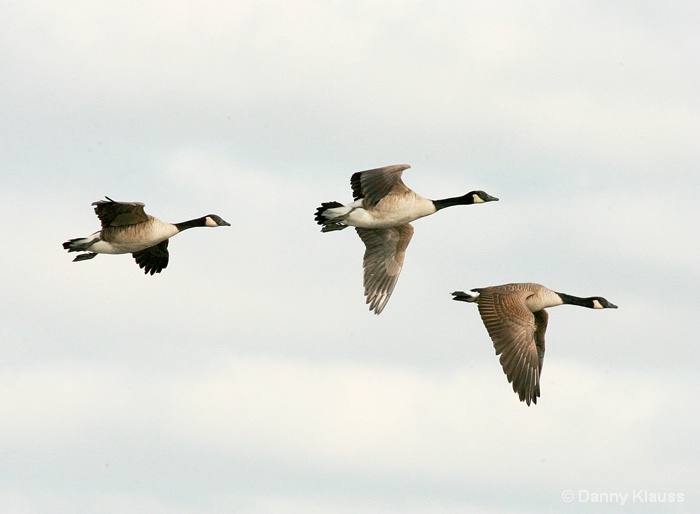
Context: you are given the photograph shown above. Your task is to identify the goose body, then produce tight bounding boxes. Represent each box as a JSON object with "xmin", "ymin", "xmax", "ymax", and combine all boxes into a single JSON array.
[
  {"xmin": 63, "ymin": 197, "xmax": 230, "ymax": 274},
  {"xmin": 315, "ymin": 164, "xmax": 498, "ymax": 314},
  {"xmin": 451, "ymin": 283, "xmax": 617, "ymax": 406},
  {"xmin": 319, "ymin": 191, "xmax": 437, "ymax": 229}
]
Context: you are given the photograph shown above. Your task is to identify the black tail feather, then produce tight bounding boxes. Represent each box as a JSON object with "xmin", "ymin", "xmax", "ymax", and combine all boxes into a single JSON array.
[
  {"xmin": 451, "ymin": 290, "xmax": 480, "ymax": 302},
  {"xmin": 314, "ymin": 201, "xmax": 344, "ymax": 225},
  {"xmin": 62, "ymin": 238, "xmax": 82, "ymax": 251}
]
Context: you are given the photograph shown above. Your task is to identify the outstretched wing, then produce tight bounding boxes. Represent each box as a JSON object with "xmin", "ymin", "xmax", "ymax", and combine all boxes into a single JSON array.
[
  {"xmin": 533, "ymin": 309, "xmax": 547, "ymax": 378},
  {"xmin": 92, "ymin": 197, "xmax": 149, "ymax": 228},
  {"xmin": 476, "ymin": 287, "xmax": 545, "ymax": 405},
  {"xmin": 132, "ymin": 240, "xmax": 169, "ymax": 275},
  {"xmin": 355, "ymin": 224, "xmax": 414, "ymax": 314},
  {"xmin": 350, "ymin": 164, "xmax": 411, "ymax": 207}
]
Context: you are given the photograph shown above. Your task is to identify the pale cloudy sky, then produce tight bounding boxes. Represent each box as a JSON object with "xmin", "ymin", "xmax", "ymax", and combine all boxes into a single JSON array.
[{"xmin": 1, "ymin": 1, "xmax": 698, "ymax": 512}]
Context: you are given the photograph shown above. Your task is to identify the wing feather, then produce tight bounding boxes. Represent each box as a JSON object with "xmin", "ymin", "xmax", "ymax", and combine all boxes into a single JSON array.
[
  {"xmin": 355, "ymin": 224, "xmax": 414, "ymax": 314},
  {"xmin": 92, "ymin": 197, "xmax": 149, "ymax": 228},
  {"xmin": 476, "ymin": 286, "xmax": 543, "ymax": 405},
  {"xmin": 350, "ymin": 164, "xmax": 411, "ymax": 207},
  {"xmin": 132, "ymin": 240, "xmax": 169, "ymax": 275}
]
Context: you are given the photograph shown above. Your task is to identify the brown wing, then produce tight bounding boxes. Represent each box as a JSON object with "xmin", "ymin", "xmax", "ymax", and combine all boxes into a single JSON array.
[
  {"xmin": 350, "ymin": 164, "xmax": 412, "ymax": 207},
  {"xmin": 92, "ymin": 197, "xmax": 149, "ymax": 228},
  {"xmin": 355, "ymin": 224, "xmax": 414, "ymax": 314},
  {"xmin": 533, "ymin": 308, "xmax": 548, "ymax": 377},
  {"xmin": 476, "ymin": 286, "xmax": 544, "ymax": 405},
  {"xmin": 132, "ymin": 240, "xmax": 169, "ymax": 275}
]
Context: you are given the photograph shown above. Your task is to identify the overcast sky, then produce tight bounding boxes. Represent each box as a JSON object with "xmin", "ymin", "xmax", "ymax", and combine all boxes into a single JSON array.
[{"xmin": 1, "ymin": 1, "xmax": 698, "ymax": 512}]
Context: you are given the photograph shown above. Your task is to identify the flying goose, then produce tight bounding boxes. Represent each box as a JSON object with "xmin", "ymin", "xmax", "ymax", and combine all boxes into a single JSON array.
[
  {"xmin": 451, "ymin": 283, "xmax": 618, "ymax": 405},
  {"xmin": 315, "ymin": 164, "xmax": 498, "ymax": 314},
  {"xmin": 63, "ymin": 197, "xmax": 230, "ymax": 274}
]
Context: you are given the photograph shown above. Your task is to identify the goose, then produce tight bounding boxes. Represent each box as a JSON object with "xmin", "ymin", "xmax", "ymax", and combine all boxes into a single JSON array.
[
  {"xmin": 451, "ymin": 283, "xmax": 618, "ymax": 405},
  {"xmin": 315, "ymin": 164, "xmax": 498, "ymax": 314},
  {"xmin": 63, "ymin": 197, "xmax": 230, "ymax": 275}
]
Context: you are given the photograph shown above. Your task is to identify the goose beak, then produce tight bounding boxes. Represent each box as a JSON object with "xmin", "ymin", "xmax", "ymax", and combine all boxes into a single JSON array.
[{"xmin": 485, "ymin": 194, "xmax": 499, "ymax": 202}]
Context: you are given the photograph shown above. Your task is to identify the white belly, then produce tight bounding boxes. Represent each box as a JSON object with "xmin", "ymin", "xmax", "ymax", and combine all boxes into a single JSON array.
[
  {"xmin": 345, "ymin": 197, "xmax": 435, "ymax": 228},
  {"xmin": 96, "ymin": 219, "xmax": 179, "ymax": 254}
]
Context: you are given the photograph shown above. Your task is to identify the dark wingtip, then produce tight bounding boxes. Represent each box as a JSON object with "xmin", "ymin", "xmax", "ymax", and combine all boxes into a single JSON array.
[
  {"xmin": 92, "ymin": 196, "xmax": 113, "ymax": 206},
  {"xmin": 520, "ymin": 390, "xmax": 538, "ymax": 406},
  {"xmin": 142, "ymin": 265, "xmax": 163, "ymax": 276}
]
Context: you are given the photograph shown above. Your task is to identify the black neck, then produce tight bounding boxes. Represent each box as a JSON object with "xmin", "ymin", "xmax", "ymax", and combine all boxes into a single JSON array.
[
  {"xmin": 557, "ymin": 293, "xmax": 596, "ymax": 308},
  {"xmin": 175, "ymin": 217, "xmax": 207, "ymax": 232},
  {"xmin": 432, "ymin": 195, "xmax": 472, "ymax": 211}
]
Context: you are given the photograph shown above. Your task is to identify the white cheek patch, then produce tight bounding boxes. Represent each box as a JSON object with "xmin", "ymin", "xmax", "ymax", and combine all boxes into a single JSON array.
[
  {"xmin": 472, "ymin": 195, "xmax": 485, "ymax": 203},
  {"xmin": 205, "ymin": 216, "xmax": 218, "ymax": 227},
  {"xmin": 592, "ymin": 299, "xmax": 604, "ymax": 309}
]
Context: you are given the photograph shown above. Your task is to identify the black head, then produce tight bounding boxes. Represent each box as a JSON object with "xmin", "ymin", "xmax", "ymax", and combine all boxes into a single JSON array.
[
  {"xmin": 204, "ymin": 215, "xmax": 231, "ymax": 227},
  {"xmin": 467, "ymin": 190, "xmax": 499, "ymax": 204},
  {"xmin": 591, "ymin": 297, "xmax": 618, "ymax": 309}
]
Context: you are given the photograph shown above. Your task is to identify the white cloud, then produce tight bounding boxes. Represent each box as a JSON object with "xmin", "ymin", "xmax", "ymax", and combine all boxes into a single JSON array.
[{"xmin": 1, "ymin": 355, "xmax": 695, "ymax": 512}]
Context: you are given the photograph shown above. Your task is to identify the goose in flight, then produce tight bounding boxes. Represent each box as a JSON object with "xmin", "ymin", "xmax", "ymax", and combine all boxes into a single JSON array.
[
  {"xmin": 315, "ymin": 164, "xmax": 498, "ymax": 314},
  {"xmin": 452, "ymin": 283, "xmax": 618, "ymax": 405},
  {"xmin": 63, "ymin": 197, "xmax": 230, "ymax": 274}
]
